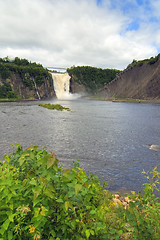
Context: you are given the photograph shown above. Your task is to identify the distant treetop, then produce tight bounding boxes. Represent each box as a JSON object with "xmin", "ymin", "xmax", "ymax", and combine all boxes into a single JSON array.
[{"xmin": 127, "ymin": 53, "xmax": 160, "ymax": 68}]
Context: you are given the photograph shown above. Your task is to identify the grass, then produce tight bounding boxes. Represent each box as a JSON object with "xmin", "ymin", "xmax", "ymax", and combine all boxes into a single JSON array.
[
  {"xmin": 112, "ymin": 98, "xmax": 141, "ymax": 103},
  {"xmin": 39, "ymin": 103, "xmax": 70, "ymax": 111},
  {"xmin": 0, "ymin": 98, "xmax": 21, "ymax": 102}
]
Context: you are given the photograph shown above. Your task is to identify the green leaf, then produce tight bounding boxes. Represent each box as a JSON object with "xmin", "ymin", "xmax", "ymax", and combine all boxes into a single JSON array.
[
  {"xmin": 44, "ymin": 188, "xmax": 55, "ymax": 199},
  {"xmin": 47, "ymin": 152, "xmax": 55, "ymax": 169},
  {"xmin": 33, "ymin": 187, "xmax": 41, "ymax": 200},
  {"xmin": 29, "ymin": 178, "xmax": 37, "ymax": 185},
  {"xmin": 19, "ymin": 153, "xmax": 29, "ymax": 166},
  {"xmin": 26, "ymin": 145, "xmax": 39, "ymax": 151},
  {"xmin": 4, "ymin": 154, "xmax": 10, "ymax": 163},
  {"xmin": 50, "ymin": 230, "xmax": 56, "ymax": 237},
  {"xmin": 56, "ymin": 198, "xmax": 64, "ymax": 203},
  {"xmin": 8, "ymin": 230, "xmax": 13, "ymax": 240},
  {"xmin": 90, "ymin": 210, "xmax": 96, "ymax": 215},
  {"xmin": 64, "ymin": 201, "xmax": 69, "ymax": 211},
  {"xmin": 85, "ymin": 229, "xmax": 90, "ymax": 239},
  {"xmin": 33, "ymin": 197, "xmax": 41, "ymax": 207},
  {"xmin": 1, "ymin": 219, "xmax": 10, "ymax": 234},
  {"xmin": 131, "ymin": 191, "xmax": 136, "ymax": 195},
  {"xmin": 9, "ymin": 214, "xmax": 15, "ymax": 222},
  {"xmin": 90, "ymin": 229, "xmax": 94, "ymax": 235},
  {"xmin": 63, "ymin": 169, "xmax": 70, "ymax": 175},
  {"xmin": 75, "ymin": 184, "xmax": 82, "ymax": 195},
  {"xmin": 118, "ymin": 230, "xmax": 123, "ymax": 235},
  {"xmin": 109, "ymin": 229, "xmax": 116, "ymax": 234}
]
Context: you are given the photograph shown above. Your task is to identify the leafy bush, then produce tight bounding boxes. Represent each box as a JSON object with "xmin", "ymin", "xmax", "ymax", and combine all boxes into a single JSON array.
[
  {"xmin": 0, "ymin": 64, "xmax": 11, "ymax": 79},
  {"xmin": 0, "ymin": 145, "xmax": 111, "ymax": 239},
  {"xmin": 0, "ymin": 146, "xmax": 160, "ymax": 239},
  {"xmin": 0, "ymin": 83, "xmax": 17, "ymax": 99},
  {"xmin": 125, "ymin": 167, "xmax": 160, "ymax": 240}
]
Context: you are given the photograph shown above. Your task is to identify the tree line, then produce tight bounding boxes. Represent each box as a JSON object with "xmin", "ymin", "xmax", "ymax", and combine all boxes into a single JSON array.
[
  {"xmin": 0, "ymin": 57, "xmax": 52, "ymax": 99},
  {"xmin": 67, "ymin": 66, "xmax": 121, "ymax": 92}
]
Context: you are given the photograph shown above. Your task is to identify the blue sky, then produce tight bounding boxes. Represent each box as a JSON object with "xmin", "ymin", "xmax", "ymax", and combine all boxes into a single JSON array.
[{"xmin": 0, "ymin": 0, "xmax": 160, "ymax": 69}]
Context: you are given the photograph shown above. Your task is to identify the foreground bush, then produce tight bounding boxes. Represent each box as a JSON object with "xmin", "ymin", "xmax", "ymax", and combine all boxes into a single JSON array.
[{"xmin": 0, "ymin": 145, "xmax": 160, "ymax": 239}]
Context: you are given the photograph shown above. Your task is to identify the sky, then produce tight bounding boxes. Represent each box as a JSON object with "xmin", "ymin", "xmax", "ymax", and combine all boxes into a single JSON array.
[{"xmin": 0, "ymin": 0, "xmax": 160, "ymax": 70}]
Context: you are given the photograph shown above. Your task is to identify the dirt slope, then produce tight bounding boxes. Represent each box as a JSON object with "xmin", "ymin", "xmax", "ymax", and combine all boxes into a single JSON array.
[{"xmin": 98, "ymin": 60, "xmax": 160, "ymax": 101}]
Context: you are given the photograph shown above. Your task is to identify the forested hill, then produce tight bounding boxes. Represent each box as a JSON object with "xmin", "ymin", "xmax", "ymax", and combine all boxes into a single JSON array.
[
  {"xmin": 0, "ymin": 57, "xmax": 54, "ymax": 100},
  {"xmin": 96, "ymin": 54, "xmax": 160, "ymax": 101},
  {"xmin": 67, "ymin": 66, "xmax": 121, "ymax": 94}
]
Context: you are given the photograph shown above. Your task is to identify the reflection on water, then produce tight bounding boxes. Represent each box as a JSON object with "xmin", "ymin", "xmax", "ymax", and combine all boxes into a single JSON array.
[{"xmin": 0, "ymin": 99, "xmax": 160, "ymax": 192}]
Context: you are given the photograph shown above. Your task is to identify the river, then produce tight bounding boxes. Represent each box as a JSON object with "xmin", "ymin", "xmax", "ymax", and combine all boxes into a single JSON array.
[{"xmin": 0, "ymin": 98, "xmax": 160, "ymax": 193}]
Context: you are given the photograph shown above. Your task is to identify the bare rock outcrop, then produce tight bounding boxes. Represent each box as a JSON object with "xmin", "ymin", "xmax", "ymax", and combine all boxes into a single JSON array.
[{"xmin": 97, "ymin": 60, "xmax": 160, "ymax": 101}]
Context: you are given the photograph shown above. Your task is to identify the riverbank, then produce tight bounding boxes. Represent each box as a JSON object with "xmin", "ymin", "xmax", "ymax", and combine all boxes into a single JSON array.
[
  {"xmin": 112, "ymin": 98, "xmax": 160, "ymax": 103},
  {"xmin": 89, "ymin": 96, "xmax": 160, "ymax": 103},
  {"xmin": 0, "ymin": 98, "xmax": 21, "ymax": 102},
  {"xmin": 0, "ymin": 97, "xmax": 39, "ymax": 102}
]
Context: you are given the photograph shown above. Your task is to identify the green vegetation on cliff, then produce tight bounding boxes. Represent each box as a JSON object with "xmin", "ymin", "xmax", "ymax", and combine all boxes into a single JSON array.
[
  {"xmin": 127, "ymin": 53, "xmax": 160, "ymax": 68},
  {"xmin": 0, "ymin": 82, "xmax": 17, "ymax": 99},
  {"xmin": 1, "ymin": 145, "xmax": 160, "ymax": 239},
  {"xmin": 67, "ymin": 66, "xmax": 121, "ymax": 92},
  {"xmin": 0, "ymin": 57, "xmax": 52, "ymax": 99}
]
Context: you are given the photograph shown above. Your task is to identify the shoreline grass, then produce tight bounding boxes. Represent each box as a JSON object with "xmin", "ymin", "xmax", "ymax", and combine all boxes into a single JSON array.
[{"xmin": 89, "ymin": 96, "xmax": 160, "ymax": 103}]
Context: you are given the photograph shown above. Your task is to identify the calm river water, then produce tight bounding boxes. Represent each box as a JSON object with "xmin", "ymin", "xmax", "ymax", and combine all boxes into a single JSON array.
[{"xmin": 0, "ymin": 98, "xmax": 160, "ymax": 193}]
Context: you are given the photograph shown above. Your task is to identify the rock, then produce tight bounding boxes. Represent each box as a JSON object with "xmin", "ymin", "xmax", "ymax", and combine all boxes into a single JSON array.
[
  {"xmin": 124, "ymin": 197, "xmax": 130, "ymax": 203},
  {"xmin": 114, "ymin": 194, "xmax": 120, "ymax": 199}
]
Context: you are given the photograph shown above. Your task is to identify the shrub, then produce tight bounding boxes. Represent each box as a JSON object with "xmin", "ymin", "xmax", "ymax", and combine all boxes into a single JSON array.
[
  {"xmin": 1, "ymin": 146, "xmax": 160, "ymax": 239},
  {"xmin": 125, "ymin": 167, "xmax": 160, "ymax": 240},
  {"xmin": 0, "ymin": 64, "xmax": 11, "ymax": 79},
  {"xmin": 0, "ymin": 145, "xmax": 114, "ymax": 239},
  {"xmin": 0, "ymin": 83, "xmax": 17, "ymax": 99}
]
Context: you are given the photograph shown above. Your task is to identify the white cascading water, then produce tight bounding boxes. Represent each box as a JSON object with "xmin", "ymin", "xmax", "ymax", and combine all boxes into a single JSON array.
[
  {"xmin": 32, "ymin": 78, "xmax": 41, "ymax": 100},
  {"xmin": 50, "ymin": 72, "xmax": 80, "ymax": 100}
]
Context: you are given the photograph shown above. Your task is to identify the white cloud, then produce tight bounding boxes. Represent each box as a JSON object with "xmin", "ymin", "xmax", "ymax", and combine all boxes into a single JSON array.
[{"xmin": 0, "ymin": 0, "xmax": 159, "ymax": 69}]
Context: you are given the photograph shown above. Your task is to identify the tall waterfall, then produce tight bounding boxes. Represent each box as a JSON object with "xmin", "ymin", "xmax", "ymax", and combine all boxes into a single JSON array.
[{"xmin": 51, "ymin": 72, "xmax": 80, "ymax": 100}]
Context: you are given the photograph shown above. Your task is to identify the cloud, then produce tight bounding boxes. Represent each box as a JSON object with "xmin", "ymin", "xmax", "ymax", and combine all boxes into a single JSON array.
[{"xmin": 0, "ymin": 0, "xmax": 159, "ymax": 69}]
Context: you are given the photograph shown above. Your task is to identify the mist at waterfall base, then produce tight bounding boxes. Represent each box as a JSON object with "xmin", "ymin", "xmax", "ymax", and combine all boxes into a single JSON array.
[{"xmin": 51, "ymin": 72, "xmax": 81, "ymax": 100}]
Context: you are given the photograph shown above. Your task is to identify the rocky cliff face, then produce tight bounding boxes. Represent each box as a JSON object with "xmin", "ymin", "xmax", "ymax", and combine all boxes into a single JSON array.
[
  {"xmin": 70, "ymin": 75, "xmax": 90, "ymax": 95},
  {"xmin": 0, "ymin": 72, "xmax": 55, "ymax": 100},
  {"xmin": 97, "ymin": 60, "xmax": 160, "ymax": 101}
]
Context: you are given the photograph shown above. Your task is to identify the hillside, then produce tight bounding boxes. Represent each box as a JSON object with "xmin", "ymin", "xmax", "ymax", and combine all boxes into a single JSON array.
[
  {"xmin": 67, "ymin": 66, "xmax": 121, "ymax": 94},
  {"xmin": 0, "ymin": 57, "xmax": 54, "ymax": 100},
  {"xmin": 96, "ymin": 54, "xmax": 160, "ymax": 101}
]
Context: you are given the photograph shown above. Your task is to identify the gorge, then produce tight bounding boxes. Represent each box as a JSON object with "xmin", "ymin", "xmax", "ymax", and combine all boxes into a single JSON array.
[{"xmin": 1, "ymin": 55, "xmax": 160, "ymax": 102}]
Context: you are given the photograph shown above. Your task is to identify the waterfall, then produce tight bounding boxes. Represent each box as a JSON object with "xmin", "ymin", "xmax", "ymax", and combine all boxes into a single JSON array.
[
  {"xmin": 50, "ymin": 72, "xmax": 80, "ymax": 100},
  {"xmin": 32, "ymin": 78, "xmax": 41, "ymax": 100}
]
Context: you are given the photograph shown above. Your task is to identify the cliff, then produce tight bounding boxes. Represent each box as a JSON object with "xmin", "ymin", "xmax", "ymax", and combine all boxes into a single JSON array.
[
  {"xmin": 0, "ymin": 57, "xmax": 55, "ymax": 100},
  {"xmin": 70, "ymin": 74, "xmax": 91, "ymax": 95},
  {"xmin": 96, "ymin": 56, "xmax": 160, "ymax": 101},
  {"xmin": 67, "ymin": 66, "xmax": 120, "ymax": 94}
]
